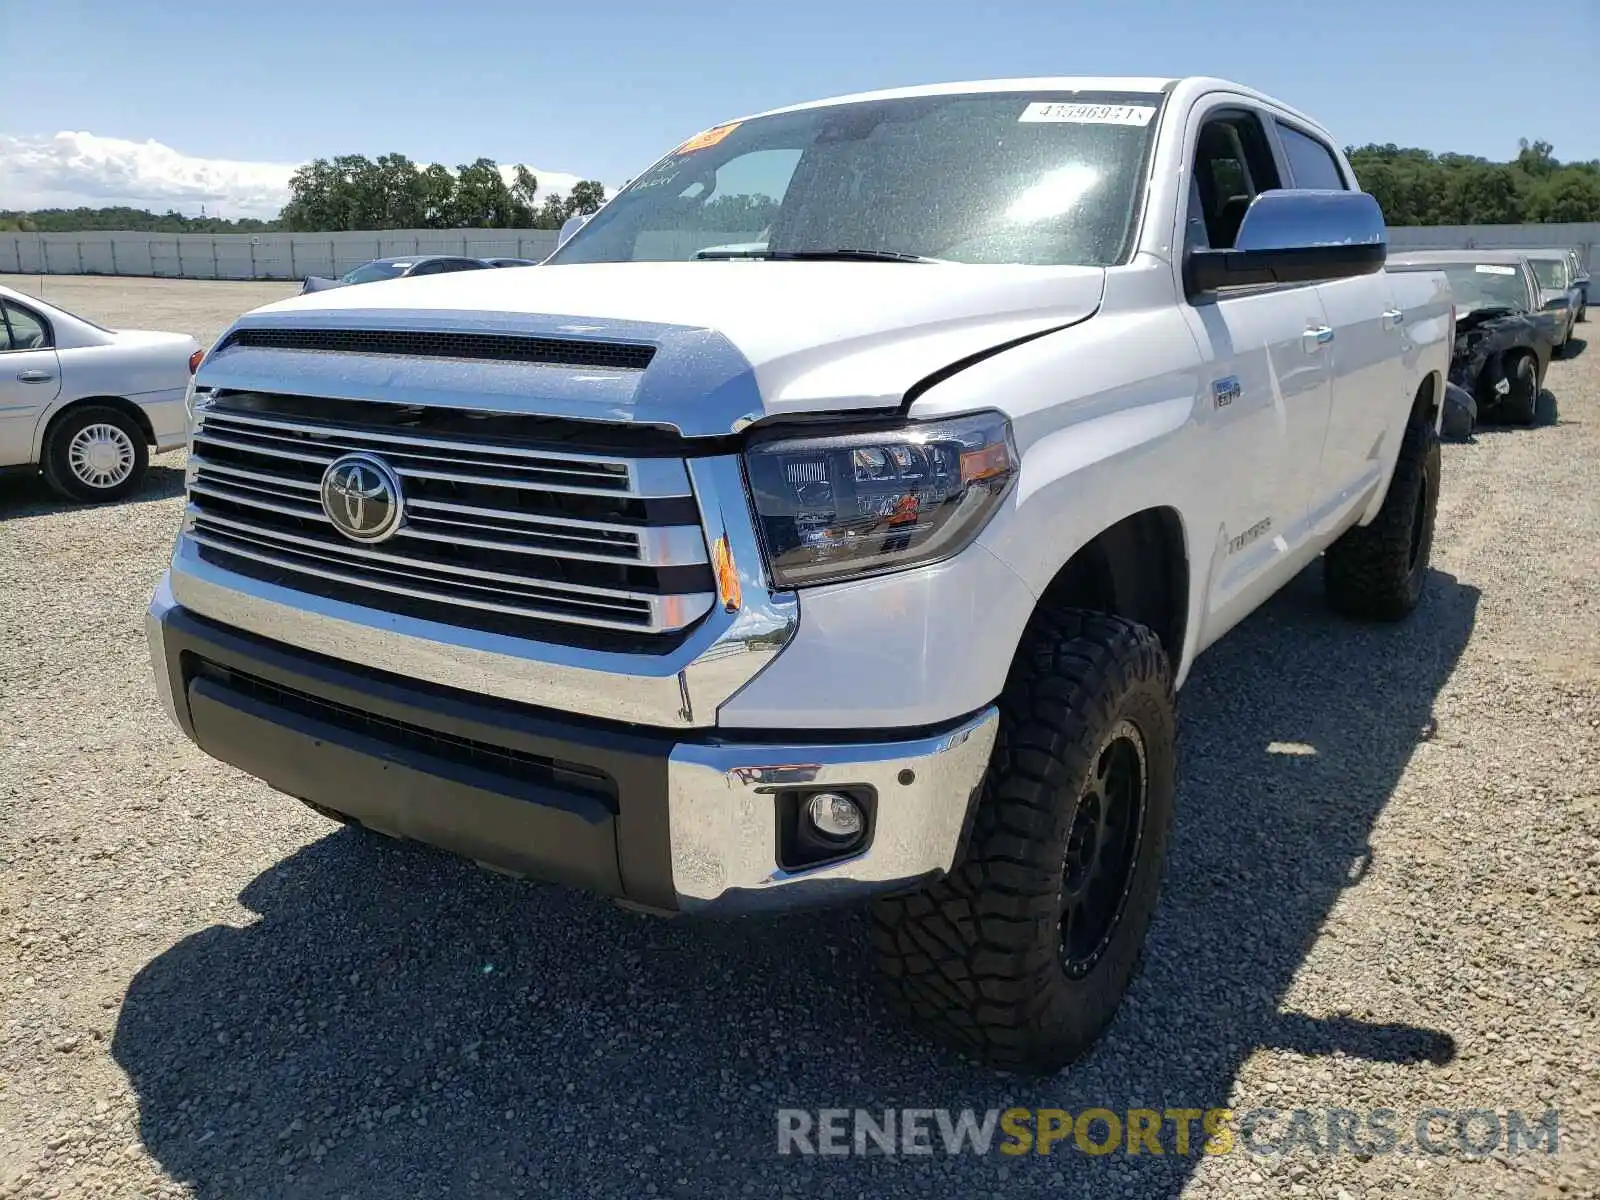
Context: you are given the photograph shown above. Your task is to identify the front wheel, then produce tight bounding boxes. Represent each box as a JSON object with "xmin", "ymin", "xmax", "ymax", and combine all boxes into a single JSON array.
[
  {"xmin": 871, "ymin": 611, "xmax": 1176, "ymax": 1073},
  {"xmin": 1497, "ymin": 354, "xmax": 1538, "ymax": 426},
  {"xmin": 40, "ymin": 406, "xmax": 149, "ymax": 503},
  {"xmin": 1323, "ymin": 414, "xmax": 1440, "ymax": 621}
]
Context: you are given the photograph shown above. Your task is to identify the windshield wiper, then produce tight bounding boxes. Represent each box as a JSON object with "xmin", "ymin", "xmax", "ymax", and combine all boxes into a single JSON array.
[{"xmin": 695, "ymin": 247, "xmax": 941, "ymax": 263}]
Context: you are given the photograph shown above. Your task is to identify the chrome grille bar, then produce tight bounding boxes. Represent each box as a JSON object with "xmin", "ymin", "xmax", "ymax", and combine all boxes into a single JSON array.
[
  {"xmin": 198, "ymin": 409, "xmax": 690, "ymax": 498},
  {"xmin": 187, "ymin": 527, "xmax": 701, "ymax": 632},
  {"xmin": 184, "ymin": 396, "xmax": 714, "ymax": 639}
]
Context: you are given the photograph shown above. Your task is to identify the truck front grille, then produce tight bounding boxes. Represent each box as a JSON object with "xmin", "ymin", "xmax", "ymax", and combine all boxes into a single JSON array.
[{"xmin": 185, "ymin": 392, "xmax": 715, "ymax": 649}]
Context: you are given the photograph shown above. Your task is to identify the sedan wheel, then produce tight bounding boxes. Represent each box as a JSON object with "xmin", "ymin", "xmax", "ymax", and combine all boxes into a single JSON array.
[
  {"xmin": 67, "ymin": 422, "xmax": 138, "ymax": 490},
  {"xmin": 41, "ymin": 405, "xmax": 150, "ymax": 503}
]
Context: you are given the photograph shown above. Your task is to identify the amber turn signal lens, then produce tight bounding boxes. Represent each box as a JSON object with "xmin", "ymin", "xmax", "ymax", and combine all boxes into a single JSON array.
[
  {"xmin": 188, "ymin": 349, "xmax": 205, "ymax": 375},
  {"xmin": 711, "ymin": 534, "xmax": 742, "ymax": 613},
  {"xmin": 959, "ymin": 441, "xmax": 1012, "ymax": 484}
]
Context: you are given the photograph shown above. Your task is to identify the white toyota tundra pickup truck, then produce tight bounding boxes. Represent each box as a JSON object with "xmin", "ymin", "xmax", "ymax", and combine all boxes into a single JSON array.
[{"xmin": 148, "ymin": 76, "xmax": 1452, "ymax": 1071}]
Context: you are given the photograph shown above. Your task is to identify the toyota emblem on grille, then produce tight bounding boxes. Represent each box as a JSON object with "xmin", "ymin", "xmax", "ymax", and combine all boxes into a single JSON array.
[{"xmin": 320, "ymin": 452, "xmax": 404, "ymax": 542}]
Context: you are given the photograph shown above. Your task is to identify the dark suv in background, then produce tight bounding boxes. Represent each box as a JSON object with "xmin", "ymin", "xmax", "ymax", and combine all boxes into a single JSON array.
[{"xmin": 299, "ymin": 254, "xmax": 490, "ymax": 294}]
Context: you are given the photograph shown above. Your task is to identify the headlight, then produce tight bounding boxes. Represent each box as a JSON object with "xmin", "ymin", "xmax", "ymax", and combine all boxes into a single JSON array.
[
  {"xmin": 744, "ymin": 411, "xmax": 1018, "ymax": 588},
  {"xmin": 184, "ymin": 384, "xmax": 212, "ymax": 435}
]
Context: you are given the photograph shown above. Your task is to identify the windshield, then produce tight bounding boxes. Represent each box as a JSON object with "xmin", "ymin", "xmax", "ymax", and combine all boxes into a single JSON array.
[
  {"xmin": 341, "ymin": 261, "xmax": 411, "ymax": 284},
  {"xmin": 1528, "ymin": 258, "xmax": 1569, "ymax": 290},
  {"xmin": 1435, "ymin": 263, "xmax": 1532, "ymax": 314},
  {"xmin": 550, "ymin": 92, "xmax": 1163, "ymax": 267}
]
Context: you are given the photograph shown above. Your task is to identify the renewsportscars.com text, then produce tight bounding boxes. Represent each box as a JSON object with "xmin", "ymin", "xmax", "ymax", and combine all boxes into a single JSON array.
[{"xmin": 776, "ymin": 1107, "xmax": 1560, "ymax": 1158}]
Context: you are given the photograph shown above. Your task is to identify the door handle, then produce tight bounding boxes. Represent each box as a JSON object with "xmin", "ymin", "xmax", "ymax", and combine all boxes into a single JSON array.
[
  {"xmin": 16, "ymin": 369, "xmax": 54, "ymax": 383},
  {"xmin": 1382, "ymin": 308, "xmax": 1405, "ymax": 328},
  {"xmin": 1303, "ymin": 324, "xmax": 1335, "ymax": 352}
]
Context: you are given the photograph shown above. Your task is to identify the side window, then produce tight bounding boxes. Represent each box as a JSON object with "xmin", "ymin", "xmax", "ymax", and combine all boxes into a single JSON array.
[
  {"xmin": 1276, "ymin": 123, "xmax": 1348, "ymax": 191},
  {"xmin": 1188, "ymin": 112, "xmax": 1283, "ymax": 251},
  {"xmin": 440, "ymin": 259, "xmax": 485, "ymax": 273},
  {"xmin": 1, "ymin": 301, "xmax": 51, "ymax": 351},
  {"xmin": 408, "ymin": 260, "xmax": 443, "ymax": 276}
]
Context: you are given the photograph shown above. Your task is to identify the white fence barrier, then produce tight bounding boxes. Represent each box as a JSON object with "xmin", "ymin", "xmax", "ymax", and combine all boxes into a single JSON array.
[
  {"xmin": 2, "ymin": 223, "xmax": 1593, "ymax": 281},
  {"xmin": 1384, "ymin": 222, "xmax": 1596, "ymax": 272},
  {"xmin": 1, "ymin": 229, "xmax": 562, "ymax": 281}
]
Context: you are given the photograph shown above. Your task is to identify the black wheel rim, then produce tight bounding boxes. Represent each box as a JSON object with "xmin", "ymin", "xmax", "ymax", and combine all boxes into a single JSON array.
[{"xmin": 1060, "ymin": 719, "xmax": 1148, "ymax": 979}]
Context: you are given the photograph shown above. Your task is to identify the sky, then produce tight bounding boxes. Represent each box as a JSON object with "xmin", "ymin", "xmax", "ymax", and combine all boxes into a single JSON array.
[{"xmin": 2, "ymin": 0, "xmax": 1596, "ymax": 220}]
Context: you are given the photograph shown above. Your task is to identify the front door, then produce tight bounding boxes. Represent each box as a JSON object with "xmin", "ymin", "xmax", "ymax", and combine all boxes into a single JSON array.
[
  {"xmin": 0, "ymin": 300, "xmax": 61, "ymax": 468},
  {"xmin": 1177, "ymin": 108, "xmax": 1335, "ymax": 643}
]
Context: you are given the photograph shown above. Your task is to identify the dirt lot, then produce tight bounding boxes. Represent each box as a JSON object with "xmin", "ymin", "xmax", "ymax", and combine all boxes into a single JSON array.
[{"xmin": 1, "ymin": 275, "xmax": 1597, "ymax": 1200}]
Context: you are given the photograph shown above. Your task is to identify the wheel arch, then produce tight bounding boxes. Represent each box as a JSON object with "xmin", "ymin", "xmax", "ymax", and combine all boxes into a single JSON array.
[
  {"xmin": 1501, "ymin": 343, "xmax": 1542, "ymax": 387},
  {"xmin": 1360, "ymin": 372, "xmax": 1444, "ymax": 526},
  {"xmin": 34, "ymin": 395, "xmax": 154, "ymax": 461},
  {"xmin": 1028, "ymin": 505, "xmax": 1192, "ymax": 680},
  {"xmin": 1411, "ymin": 369, "xmax": 1443, "ymax": 431}
]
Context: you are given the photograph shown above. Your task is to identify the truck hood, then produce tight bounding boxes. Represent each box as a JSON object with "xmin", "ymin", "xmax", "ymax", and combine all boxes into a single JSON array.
[{"xmin": 219, "ymin": 261, "xmax": 1106, "ymax": 433}]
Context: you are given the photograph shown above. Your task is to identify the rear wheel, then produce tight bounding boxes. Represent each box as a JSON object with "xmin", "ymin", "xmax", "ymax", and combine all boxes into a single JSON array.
[
  {"xmin": 871, "ymin": 611, "xmax": 1176, "ymax": 1072},
  {"xmin": 1323, "ymin": 414, "xmax": 1440, "ymax": 621},
  {"xmin": 41, "ymin": 405, "xmax": 148, "ymax": 503}
]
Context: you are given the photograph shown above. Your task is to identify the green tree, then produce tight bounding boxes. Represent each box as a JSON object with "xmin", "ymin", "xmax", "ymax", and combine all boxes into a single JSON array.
[
  {"xmin": 449, "ymin": 158, "xmax": 526, "ymax": 227},
  {"xmin": 534, "ymin": 194, "xmax": 571, "ymax": 229},
  {"xmin": 1443, "ymin": 164, "xmax": 1521, "ymax": 225},
  {"xmin": 511, "ymin": 165, "xmax": 540, "ymax": 214},
  {"xmin": 1348, "ymin": 138, "xmax": 1600, "ymax": 225},
  {"xmin": 1535, "ymin": 171, "xmax": 1600, "ymax": 222},
  {"xmin": 419, "ymin": 164, "xmax": 457, "ymax": 228},
  {"xmin": 374, "ymin": 153, "xmax": 427, "ymax": 227},
  {"xmin": 1514, "ymin": 138, "xmax": 1557, "ymax": 178},
  {"xmin": 567, "ymin": 180, "xmax": 607, "ymax": 216}
]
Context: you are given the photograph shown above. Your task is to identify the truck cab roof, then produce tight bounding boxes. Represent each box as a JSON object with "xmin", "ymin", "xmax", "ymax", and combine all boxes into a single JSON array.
[{"xmin": 745, "ymin": 76, "xmax": 1330, "ymax": 138}]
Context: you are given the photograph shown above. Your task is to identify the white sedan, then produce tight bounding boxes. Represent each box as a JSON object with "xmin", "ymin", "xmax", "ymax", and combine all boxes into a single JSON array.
[{"xmin": 0, "ymin": 285, "xmax": 200, "ymax": 502}]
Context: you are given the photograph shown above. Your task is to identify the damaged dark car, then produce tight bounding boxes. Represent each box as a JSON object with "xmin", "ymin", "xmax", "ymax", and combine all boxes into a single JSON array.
[{"xmin": 1389, "ymin": 250, "xmax": 1558, "ymax": 429}]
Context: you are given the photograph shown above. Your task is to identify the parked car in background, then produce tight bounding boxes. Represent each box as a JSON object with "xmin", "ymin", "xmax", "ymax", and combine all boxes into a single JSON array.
[
  {"xmin": 1563, "ymin": 247, "xmax": 1588, "ymax": 322},
  {"xmin": 1388, "ymin": 250, "xmax": 1557, "ymax": 426},
  {"xmin": 0, "ymin": 285, "xmax": 199, "ymax": 502},
  {"xmin": 151, "ymin": 76, "xmax": 1453, "ymax": 1072},
  {"xmin": 481, "ymin": 257, "xmax": 540, "ymax": 268},
  {"xmin": 1520, "ymin": 251, "xmax": 1579, "ymax": 352},
  {"xmin": 299, "ymin": 255, "xmax": 492, "ymax": 294}
]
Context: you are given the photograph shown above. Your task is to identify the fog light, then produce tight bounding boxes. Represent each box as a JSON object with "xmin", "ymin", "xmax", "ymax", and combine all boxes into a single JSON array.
[{"xmin": 806, "ymin": 792, "xmax": 865, "ymax": 842}]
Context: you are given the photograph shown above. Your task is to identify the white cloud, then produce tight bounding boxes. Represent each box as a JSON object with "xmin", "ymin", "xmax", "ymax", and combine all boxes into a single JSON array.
[
  {"xmin": 0, "ymin": 132, "xmax": 296, "ymax": 219},
  {"xmin": 0, "ymin": 131, "xmax": 597, "ymax": 220},
  {"xmin": 496, "ymin": 164, "xmax": 590, "ymax": 200}
]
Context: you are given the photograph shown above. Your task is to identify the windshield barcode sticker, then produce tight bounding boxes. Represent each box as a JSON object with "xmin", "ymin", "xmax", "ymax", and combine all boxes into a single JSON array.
[
  {"xmin": 1474, "ymin": 264, "xmax": 1518, "ymax": 275},
  {"xmin": 1019, "ymin": 102, "xmax": 1156, "ymax": 126}
]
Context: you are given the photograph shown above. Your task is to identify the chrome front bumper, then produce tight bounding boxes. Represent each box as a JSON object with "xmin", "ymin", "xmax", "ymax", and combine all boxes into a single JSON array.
[
  {"xmin": 149, "ymin": 578, "xmax": 998, "ymax": 916},
  {"xmin": 665, "ymin": 710, "xmax": 997, "ymax": 913},
  {"xmin": 164, "ymin": 454, "xmax": 798, "ymax": 729}
]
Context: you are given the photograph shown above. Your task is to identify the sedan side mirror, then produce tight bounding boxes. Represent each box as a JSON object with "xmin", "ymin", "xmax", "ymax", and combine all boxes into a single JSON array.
[
  {"xmin": 558, "ymin": 214, "xmax": 590, "ymax": 249},
  {"xmin": 1542, "ymin": 294, "xmax": 1571, "ymax": 312},
  {"xmin": 1185, "ymin": 189, "xmax": 1387, "ymax": 296}
]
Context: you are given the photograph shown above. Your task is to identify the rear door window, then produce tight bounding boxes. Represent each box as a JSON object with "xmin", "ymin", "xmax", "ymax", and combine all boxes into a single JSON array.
[
  {"xmin": 1276, "ymin": 123, "xmax": 1348, "ymax": 191},
  {"xmin": 1, "ymin": 301, "xmax": 52, "ymax": 351}
]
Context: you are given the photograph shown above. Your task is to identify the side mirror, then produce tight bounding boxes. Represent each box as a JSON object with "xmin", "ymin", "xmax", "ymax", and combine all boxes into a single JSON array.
[
  {"xmin": 1185, "ymin": 189, "xmax": 1387, "ymax": 296},
  {"xmin": 558, "ymin": 214, "xmax": 590, "ymax": 248},
  {"xmin": 1542, "ymin": 294, "xmax": 1571, "ymax": 312}
]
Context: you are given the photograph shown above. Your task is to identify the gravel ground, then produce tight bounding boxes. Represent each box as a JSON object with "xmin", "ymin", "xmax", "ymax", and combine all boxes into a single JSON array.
[{"xmin": 1, "ymin": 275, "xmax": 1596, "ymax": 1200}]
